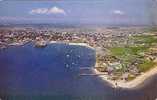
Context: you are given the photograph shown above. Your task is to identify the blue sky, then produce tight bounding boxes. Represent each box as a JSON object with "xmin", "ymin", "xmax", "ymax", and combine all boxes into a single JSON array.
[{"xmin": 0, "ymin": 0, "xmax": 156, "ymax": 25}]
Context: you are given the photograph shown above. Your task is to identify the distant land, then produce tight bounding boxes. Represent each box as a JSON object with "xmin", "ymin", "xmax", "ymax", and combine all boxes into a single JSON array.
[{"xmin": 0, "ymin": 23, "xmax": 155, "ymax": 29}]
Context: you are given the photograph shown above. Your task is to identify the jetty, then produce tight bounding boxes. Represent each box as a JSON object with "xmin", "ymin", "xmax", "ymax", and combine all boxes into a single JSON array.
[{"xmin": 79, "ymin": 73, "xmax": 107, "ymax": 76}]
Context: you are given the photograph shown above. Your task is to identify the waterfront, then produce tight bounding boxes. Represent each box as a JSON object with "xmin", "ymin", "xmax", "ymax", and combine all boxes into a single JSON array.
[{"xmin": 0, "ymin": 43, "xmax": 157, "ymax": 100}]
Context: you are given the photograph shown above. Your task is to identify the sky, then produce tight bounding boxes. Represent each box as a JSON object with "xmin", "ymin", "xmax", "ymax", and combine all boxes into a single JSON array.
[{"xmin": 0, "ymin": 0, "xmax": 156, "ymax": 25}]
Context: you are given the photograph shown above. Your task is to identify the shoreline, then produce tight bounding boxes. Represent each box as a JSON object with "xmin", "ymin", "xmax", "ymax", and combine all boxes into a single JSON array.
[
  {"xmin": 93, "ymin": 65, "xmax": 157, "ymax": 89},
  {"xmin": 49, "ymin": 41, "xmax": 95, "ymax": 49},
  {"xmin": 3, "ymin": 41, "xmax": 157, "ymax": 89}
]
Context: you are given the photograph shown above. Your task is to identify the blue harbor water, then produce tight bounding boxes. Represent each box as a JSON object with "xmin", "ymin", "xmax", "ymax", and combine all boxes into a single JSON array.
[{"xmin": 0, "ymin": 43, "xmax": 157, "ymax": 100}]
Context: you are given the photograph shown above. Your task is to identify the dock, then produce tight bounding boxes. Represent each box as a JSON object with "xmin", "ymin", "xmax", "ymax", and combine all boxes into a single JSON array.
[
  {"xmin": 77, "ymin": 67, "xmax": 108, "ymax": 76},
  {"xmin": 78, "ymin": 67, "xmax": 94, "ymax": 70},
  {"xmin": 79, "ymin": 73, "xmax": 107, "ymax": 76},
  {"xmin": 78, "ymin": 67, "xmax": 101, "ymax": 70}
]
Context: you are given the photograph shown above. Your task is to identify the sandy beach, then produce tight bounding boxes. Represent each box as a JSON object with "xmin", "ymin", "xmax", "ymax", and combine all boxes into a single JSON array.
[{"xmin": 93, "ymin": 65, "xmax": 157, "ymax": 89}]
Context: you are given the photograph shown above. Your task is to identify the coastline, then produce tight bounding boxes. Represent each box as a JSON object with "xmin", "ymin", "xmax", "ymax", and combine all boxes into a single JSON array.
[
  {"xmin": 93, "ymin": 64, "xmax": 157, "ymax": 89},
  {"xmin": 49, "ymin": 41, "xmax": 95, "ymax": 49},
  {"xmin": 4, "ymin": 41, "xmax": 157, "ymax": 89}
]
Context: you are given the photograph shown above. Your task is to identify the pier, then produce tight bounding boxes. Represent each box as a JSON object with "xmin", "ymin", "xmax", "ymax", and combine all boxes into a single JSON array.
[
  {"xmin": 79, "ymin": 73, "xmax": 107, "ymax": 76},
  {"xmin": 78, "ymin": 67, "xmax": 108, "ymax": 76}
]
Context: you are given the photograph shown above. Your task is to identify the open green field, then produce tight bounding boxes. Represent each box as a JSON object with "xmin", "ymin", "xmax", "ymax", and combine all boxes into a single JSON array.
[{"xmin": 109, "ymin": 35, "xmax": 157, "ymax": 73}]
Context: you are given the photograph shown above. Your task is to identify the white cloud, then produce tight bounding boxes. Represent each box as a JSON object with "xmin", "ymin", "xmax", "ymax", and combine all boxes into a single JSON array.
[
  {"xmin": 30, "ymin": 8, "xmax": 48, "ymax": 14},
  {"xmin": 29, "ymin": 6, "xmax": 66, "ymax": 15},
  {"xmin": 0, "ymin": 0, "xmax": 3, "ymax": 2},
  {"xmin": 49, "ymin": 7, "xmax": 66, "ymax": 14},
  {"xmin": 111, "ymin": 10, "xmax": 125, "ymax": 15}
]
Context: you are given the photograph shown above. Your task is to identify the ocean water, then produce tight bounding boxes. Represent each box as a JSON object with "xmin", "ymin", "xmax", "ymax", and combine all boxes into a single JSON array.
[{"xmin": 0, "ymin": 43, "xmax": 157, "ymax": 100}]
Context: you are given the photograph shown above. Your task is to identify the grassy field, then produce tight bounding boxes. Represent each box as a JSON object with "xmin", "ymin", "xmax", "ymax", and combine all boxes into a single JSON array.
[
  {"xmin": 109, "ymin": 35, "xmax": 157, "ymax": 73},
  {"xmin": 109, "ymin": 46, "xmax": 148, "ymax": 56},
  {"xmin": 138, "ymin": 60, "xmax": 156, "ymax": 72}
]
